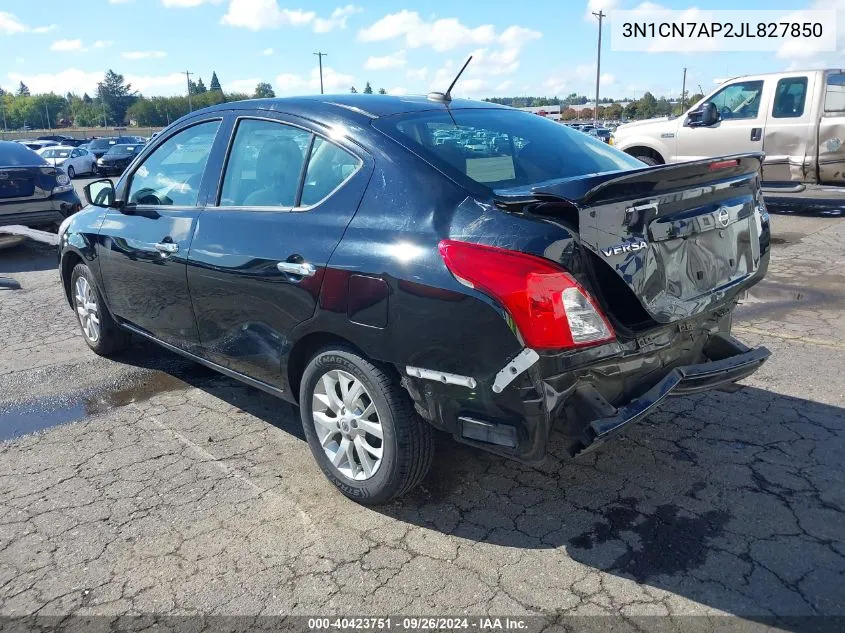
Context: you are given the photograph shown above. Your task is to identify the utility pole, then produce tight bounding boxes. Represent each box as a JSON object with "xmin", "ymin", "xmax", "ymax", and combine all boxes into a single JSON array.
[
  {"xmin": 592, "ymin": 10, "xmax": 605, "ymax": 126},
  {"xmin": 1, "ymin": 97, "xmax": 7, "ymax": 133},
  {"xmin": 44, "ymin": 102, "xmax": 51, "ymax": 130},
  {"xmin": 186, "ymin": 71, "xmax": 193, "ymax": 112},
  {"xmin": 314, "ymin": 52, "xmax": 327, "ymax": 94},
  {"xmin": 680, "ymin": 67, "xmax": 687, "ymax": 111}
]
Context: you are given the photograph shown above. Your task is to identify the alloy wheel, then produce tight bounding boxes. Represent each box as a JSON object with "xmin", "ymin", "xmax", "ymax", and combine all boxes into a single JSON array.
[
  {"xmin": 312, "ymin": 369, "xmax": 384, "ymax": 480},
  {"xmin": 74, "ymin": 276, "xmax": 100, "ymax": 343}
]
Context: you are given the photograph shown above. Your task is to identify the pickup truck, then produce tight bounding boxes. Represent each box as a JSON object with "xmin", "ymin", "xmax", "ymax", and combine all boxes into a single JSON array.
[{"xmin": 613, "ymin": 69, "xmax": 845, "ymax": 211}]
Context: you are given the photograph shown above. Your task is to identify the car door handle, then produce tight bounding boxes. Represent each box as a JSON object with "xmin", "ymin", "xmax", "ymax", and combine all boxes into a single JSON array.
[
  {"xmin": 276, "ymin": 261, "xmax": 316, "ymax": 277},
  {"xmin": 750, "ymin": 127, "xmax": 762, "ymax": 141},
  {"xmin": 154, "ymin": 242, "xmax": 179, "ymax": 254}
]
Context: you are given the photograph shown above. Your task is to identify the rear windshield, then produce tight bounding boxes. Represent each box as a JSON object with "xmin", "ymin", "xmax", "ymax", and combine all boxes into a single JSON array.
[
  {"xmin": 106, "ymin": 144, "xmax": 141, "ymax": 156},
  {"xmin": 90, "ymin": 139, "xmax": 116, "ymax": 149},
  {"xmin": 0, "ymin": 142, "xmax": 47, "ymax": 167},
  {"xmin": 42, "ymin": 149, "xmax": 71, "ymax": 158},
  {"xmin": 373, "ymin": 108, "xmax": 641, "ymax": 193}
]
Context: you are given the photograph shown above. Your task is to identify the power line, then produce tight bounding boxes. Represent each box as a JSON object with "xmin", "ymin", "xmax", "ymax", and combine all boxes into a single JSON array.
[
  {"xmin": 314, "ymin": 52, "xmax": 327, "ymax": 94},
  {"xmin": 592, "ymin": 10, "xmax": 605, "ymax": 125}
]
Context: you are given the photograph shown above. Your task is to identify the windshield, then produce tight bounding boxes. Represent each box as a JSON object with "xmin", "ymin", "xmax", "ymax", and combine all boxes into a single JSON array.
[
  {"xmin": 90, "ymin": 139, "xmax": 115, "ymax": 149},
  {"xmin": 41, "ymin": 149, "xmax": 71, "ymax": 158},
  {"xmin": 374, "ymin": 108, "xmax": 642, "ymax": 193},
  {"xmin": 106, "ymin": 144, "xmax": 141, "ymax": 156}
]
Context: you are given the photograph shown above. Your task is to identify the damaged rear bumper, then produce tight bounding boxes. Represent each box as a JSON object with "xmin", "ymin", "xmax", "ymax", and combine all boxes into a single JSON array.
[{"xmin": 573, "ymin": 335, "xmax": 769, "ymax": 456}]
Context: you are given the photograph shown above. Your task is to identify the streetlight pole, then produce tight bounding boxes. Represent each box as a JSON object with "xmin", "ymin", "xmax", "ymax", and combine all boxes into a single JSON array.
[
  {"xmin": 186, "ymin": 71, "xmax": 193, "ymax": 112},
  {"xmin": 314, "ymin": 52, "xmax": 327, "ymax": 94},
  {"xmin": 592, "ymin": 9, "xmax": 605, "ymax": 126}
]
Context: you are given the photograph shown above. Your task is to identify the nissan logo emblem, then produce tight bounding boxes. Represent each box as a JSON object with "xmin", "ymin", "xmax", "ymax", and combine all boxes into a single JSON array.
[{"xmin": 717, "ymin": 208, "xmax": 730, "ymax": 228}]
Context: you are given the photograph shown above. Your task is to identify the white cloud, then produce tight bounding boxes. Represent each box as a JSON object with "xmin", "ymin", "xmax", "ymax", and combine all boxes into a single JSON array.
[
  {"xmin": 262, "ymin": 47, "xmax": 274, "ymax": 55},
  {"xmin": 406, "ymin": 67, "xmax": 428, "ymax": 81},
  {"xmin": 777, "ymin": 0, "xmax": 845, "ymax": 60},
  {"xmin": 496, "ymin": 79, "xmax": 513, "ymax": 91},
  {"xmin": 498, "ymin": 25, "xmax": 542, "ymax": 49},
  {"xmin": 125, "ymin": 72, "xmax": 188, "ymax": 95},
  {"xmin": 387, "ymin": 86, "xmax": 408, "ymax": 96},
  {"xmin": 225, "ymin": 78, "xmax": 260, "ymax": 93},
  {"xmin": 0, "ymin": 11, "xmax": 55, "ymax": 35},
  {"xmin": 122, "ymin": 51, "xmax": 168, "ymax": 59},
  {"xmin": 221, "ymin": 0, "xmax": 315, "ymax": 30},
  {"xmin": 7, "ymin": 69, "xmax": 102, "ymax": 95},
  {"xmin": 542, "ymin": 64, "xmax": 615, "ymax": 97},
  {"xmin": 274, "ymin": 66, "xmax": 355, "ymax": 95},
  {"xmin": 584, "ymin": 0, "xmax": 620, "ymax": 20},
  {"xmin": 313, "ymin": 4, "xmax": 362, "ymax": 33},
  {"xmin": 364, "ymin": 50, "xmax": 407, "ymax": 70},
  {"xmin": 162, "ymin": 0, "xmax": 224, "ymax": 6},
  {"xmin": 94, "ymin": 40, "xmax": 114, "ymax": 48},
  {"xmin": 50, "ymin": 39, "xmax": 87, "ymax": 53},
  {"xmin": 359, "ymin": 10, "xmax": 499, "ymax": 52}
]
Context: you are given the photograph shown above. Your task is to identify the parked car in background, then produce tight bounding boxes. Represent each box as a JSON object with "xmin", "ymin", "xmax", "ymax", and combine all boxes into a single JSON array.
[
  {"xmin": 87, "ymin": 136, "xmax": 145, "ymax": 160},
  {"xmin": 59, "ymin": 95, "xmax": 770, "ymax": 504},
  {"xmin": 15, "ymin": 140, "xmax": 58, "ymax": 152},
  {"xmin": 38, "ymin": 134, "xmax": 73, "ymax": 143},
  {"xmin": 61, "ymin": 138, "xmax": 90, "ymax": 148},
  {"xmin": 38, "ymin": 146, "xmax": 96, "ymax": 179},
  {"xmin": 612, "ymin": 68, "xmax": 845, "ymax": 210},
  {"xmin": 95, "ymin": 143, "xmax": 143, "ymax": 176},
  {"xmin": 588, "ymin": 127, "xmax": 613, "ymax": 143},
  {"xmin": 0, "ymin": 141, "xmax": 81, "ymax": 229}
]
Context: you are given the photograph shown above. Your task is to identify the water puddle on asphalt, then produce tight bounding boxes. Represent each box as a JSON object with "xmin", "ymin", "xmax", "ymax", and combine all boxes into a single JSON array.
[{"xmin": 0, "ymin": 372, "xmax": 191, "ymax": 442}]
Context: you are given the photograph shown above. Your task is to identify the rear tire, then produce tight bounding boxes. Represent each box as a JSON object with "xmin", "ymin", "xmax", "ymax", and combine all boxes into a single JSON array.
[
  {"xmin": 299, "ymin": 347, "xmax": 434, "ymax": 505},
  {"xmin": 70, "ymin": 263, "xmax": 129, "ymax": 356},
  {"xmin": 634, "ymin": 154, "xmax": 659, "ymax": 166}
]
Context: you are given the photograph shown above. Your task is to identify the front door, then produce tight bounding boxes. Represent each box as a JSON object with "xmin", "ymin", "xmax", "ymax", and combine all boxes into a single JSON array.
[
  {"xmin": 97, "ymin": 119, "xmax": 222, "ymax": 348},
  {"xmin": 675, "ymin": 79, "xmax": 768, "ymax": 163},
  {"xmin": 187, "ymin": 114, "xmax": 371, "ymax": 390}
]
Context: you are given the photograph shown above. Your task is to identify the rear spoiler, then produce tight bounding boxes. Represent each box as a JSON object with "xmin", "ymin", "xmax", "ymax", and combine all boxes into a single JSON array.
[{"xmin": 496, "ymin": 153, "xmax": 764, "ymax": 209}]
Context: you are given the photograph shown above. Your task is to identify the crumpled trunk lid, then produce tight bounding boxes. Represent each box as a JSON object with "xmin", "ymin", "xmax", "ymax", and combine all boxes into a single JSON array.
[{"xmin": 528, "ymin": 154, "xmax": 768, "ymax": 324}]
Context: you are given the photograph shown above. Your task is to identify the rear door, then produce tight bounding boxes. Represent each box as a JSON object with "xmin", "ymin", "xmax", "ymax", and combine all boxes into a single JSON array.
[
  {"xmin": 675, "ymin": 79, "xmax": 769, "ymax": 162},
  {"xmin": 187, "ymin": 112, "xmax": 372, "ymax": 390},
  {"xmin": 761, "ymin": 73, "xmax": 815, "ymax": 183},
  {"xmin": 818, "ymin": 71, "xmax": 845, "ymax": 185},
  {"xmin": 97, "ymin": 118, "xmax": 223, "ymax": 348}
]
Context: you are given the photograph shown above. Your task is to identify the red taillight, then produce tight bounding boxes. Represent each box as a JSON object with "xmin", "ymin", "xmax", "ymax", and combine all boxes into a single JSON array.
[
  {"xmin": 438, "ymin": 239, "xmax": 615, "ymax": 350},
  {"xmin": 709, "ymin": 159, "xmax": 739, "ymax": 171}
]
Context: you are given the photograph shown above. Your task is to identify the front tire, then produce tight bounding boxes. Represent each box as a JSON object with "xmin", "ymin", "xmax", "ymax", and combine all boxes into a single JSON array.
[
  {"xmin": 67, "ymin": 165, "xmax": 75, "ymax": 179},
  {"xmin": 299, "ymin": 347, "xmax": 434, "ymax": 505},
  {"xmin": 70, "ymin": 263, "xmax": 129, "ymax": 356},
  {"xmin": 633, "ymin": 154, "xmax": 659, "ymax": 166}
]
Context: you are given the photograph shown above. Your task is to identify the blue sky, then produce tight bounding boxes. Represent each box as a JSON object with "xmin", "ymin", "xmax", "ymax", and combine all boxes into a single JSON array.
[{"xmin": 0, "ymin": 0, "xmax": 839, "ymax": 100}]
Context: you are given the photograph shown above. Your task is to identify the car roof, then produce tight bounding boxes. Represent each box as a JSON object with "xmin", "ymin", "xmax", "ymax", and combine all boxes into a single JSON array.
[{"xmin": 198, "ymin": 94, "xmax": 510, "ymax": 120}]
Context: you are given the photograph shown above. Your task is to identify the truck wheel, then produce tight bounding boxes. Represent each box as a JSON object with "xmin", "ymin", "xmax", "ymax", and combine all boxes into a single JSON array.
[
  {"xmin": 70, "ymin": 263, "xmax": 129, "ymax": 356},
  {"xmin": 299, "ymin": 347, "xmax": 434, "ymax": 505},
  {"xmin": 634, "ymin": 154, "xmax": 659, "ymax": 166}
]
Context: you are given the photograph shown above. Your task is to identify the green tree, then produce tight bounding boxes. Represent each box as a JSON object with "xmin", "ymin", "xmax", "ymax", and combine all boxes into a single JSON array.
[
  {"xmin": 378, "ymin": 87, "xmax": 387, "ymax": 95},
  {"xmin": 16, "ymin": 82, "xmax": 30, "ymax": 97},
  {"xmin": 83, "ymin": 93, "xmax": 92, "ymax": 103},
  {"xmin": 623, "ymin": 102, "xmax": 639, "ymax": 120},
  {"xmin": 350, "ymin": 86, "xmax": 357, "ymax": 93},
  {"xmin": 363, "ymin": 82, "xmax": 373, "ymax": 94},
  {"xmin": 210, "ymin": 72, "xmax": 222, "ymax": 92},
  {"xmin": 253, "ymin": 82, "xmax": 275, "ymax": 98},
  {"xmin": 195, "ymin": 78, "xmax": 207, "ymax": 94},
  {"xmin": 97, "ymin": 69, "xmax": 137, "ymax": 124},
  {"xmin": 638, "ymin": 92, "xmax": 658, "ymax": 118}
]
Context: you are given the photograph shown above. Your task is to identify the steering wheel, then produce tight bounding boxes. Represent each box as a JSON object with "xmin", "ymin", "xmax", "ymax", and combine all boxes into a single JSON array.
[
  {"xmin": 132, "ymin": 188, "xmax": 165, "ymax": 206},
  {"xmin": 719, "ymin": 106, "xmax": 733, "ymax": 118}
]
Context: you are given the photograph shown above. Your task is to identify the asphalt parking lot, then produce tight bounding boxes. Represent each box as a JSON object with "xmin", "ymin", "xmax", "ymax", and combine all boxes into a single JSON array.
[{"xmin": 1, "ymin": 180, "xmax": 844, "ymax": 628}]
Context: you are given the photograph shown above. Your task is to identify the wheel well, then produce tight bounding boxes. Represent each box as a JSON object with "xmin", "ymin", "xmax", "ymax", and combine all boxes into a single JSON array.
[
  {"xmin": 287, "ymin": 332, "xmax": 370, "ymax": 402},
  {"xmin": 624, "ymin": 146, "xmax": 665, "ymax": 164},
  {"xmin": 60, "ymin": 251, "xmax": 84, "ymax": 307}
]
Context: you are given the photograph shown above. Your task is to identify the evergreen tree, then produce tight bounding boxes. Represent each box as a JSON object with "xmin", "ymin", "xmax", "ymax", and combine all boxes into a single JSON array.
[
  {"xmin": 253, "ymin": 82, "xmax": 275, "ymax": 98},
  {"xmin": 350, "ymin": 86, "xmax": 357, "ymax": 93},
  {"xmin": 83, "ymin": 93, "xmax": 92, "ymax": 103},
  {"xmin": 195, "ymin": 78, "xmax": 207, "ymax": 94},
  {"xmin": 16, "ymin": 82, "xmax": 30, "ymax": 97},
  {"xmin": 210, "ymin": 72, "xmax": 222, "ymax": 92},
  {"xmin": 363, "ymin": 82, "xmax": 373, "ymax": 94},
  {"xmin": 378, "ymin": 88, "xmax": 387, "ymax": 94}
]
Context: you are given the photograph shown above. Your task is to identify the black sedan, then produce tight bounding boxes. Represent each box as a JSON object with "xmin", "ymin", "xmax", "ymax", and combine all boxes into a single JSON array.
[
  {"xmin": 87, "ymin": 136, "xmax": 145, "ymax": 160},
  {"xmin": 0, "ymin": 141, "xmax": 81, "ymax": 230},
  {"xmin": 58, "ymin": 95, "xmax": 771, "ymax": 504},
  {"xmin": 94, "ymin": 143, "xmax": 144, "ymax": 176}
]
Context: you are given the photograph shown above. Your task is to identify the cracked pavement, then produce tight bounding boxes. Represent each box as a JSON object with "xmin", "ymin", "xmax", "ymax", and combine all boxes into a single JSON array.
[{"xmin": 1, "ymin": 196, "xmax": 844, "ymax": 629}]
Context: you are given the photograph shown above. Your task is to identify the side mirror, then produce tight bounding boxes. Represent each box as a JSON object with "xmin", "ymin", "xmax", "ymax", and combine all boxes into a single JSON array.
[
  {"xmin": 83, "ymin": 178, "xmax": 119, "ymax": 209},
  {"xmin": 700, "ymin": 102, "xmax": 719, "ymax": 126}
]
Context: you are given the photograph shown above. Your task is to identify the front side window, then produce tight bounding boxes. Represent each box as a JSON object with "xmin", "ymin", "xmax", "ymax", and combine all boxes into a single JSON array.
[
  {"xmin": 127, "ymin": 120, "xmax": 220, "ymax": 207},
  {"xmin": 709, "ymin": 81, "xmax": 765, "ymax": 120},
  {"xmin": 824, "ymin": 73, "xmax": 845, "ymax": 115},
  {"xmin": 772, "ymin": 77, "xmax": 808, "ymax": 118},
  {"xmin": 374, "ymin": 108, "xmax": 642, "ymax": 192},
  {"xmin": 220, "ymin": 119, "xmax": 310, "ymax": 207}
]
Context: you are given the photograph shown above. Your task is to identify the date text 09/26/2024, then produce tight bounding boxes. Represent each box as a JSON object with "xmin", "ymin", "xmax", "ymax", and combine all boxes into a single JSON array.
[{"xmin": 308, "ymin": 617, "xmax": 529, "ymax": 630}]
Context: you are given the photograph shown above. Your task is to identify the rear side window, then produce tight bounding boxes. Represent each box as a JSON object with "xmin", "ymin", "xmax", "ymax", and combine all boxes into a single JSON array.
[
  {"xmin": 824, "ymin": 73, "xmax": 845, "ymax": 115},
  {"xmin": 772, "ymin": 77, "xmax": 808, "ymax": 118},
  {"xmin": 300, "ymin": 137, "xmax": 361, "ymax": 207},
  {"xmin": 220, "ymin": 119, "xmax": 310, "ymax": 207},
  {"xmin": 374, "ymin": 108, "xmax": 642, "ymax": 192}
]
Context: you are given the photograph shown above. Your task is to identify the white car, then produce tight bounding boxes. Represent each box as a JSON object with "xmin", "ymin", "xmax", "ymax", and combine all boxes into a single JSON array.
[{"xmin": 37, "ymin": 145, "xmax": 96, "ymax": 179}]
